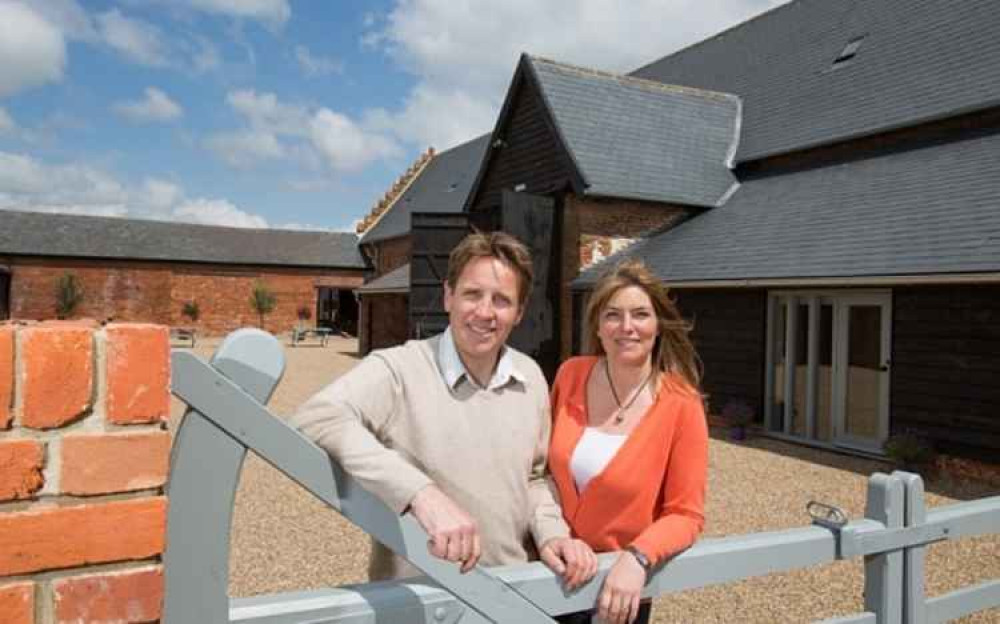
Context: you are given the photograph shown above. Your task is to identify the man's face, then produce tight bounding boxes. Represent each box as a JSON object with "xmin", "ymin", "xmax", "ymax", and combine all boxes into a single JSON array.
[{"xmin": 443, "ymin": 256, "xmax": 524, "ymax": 371}]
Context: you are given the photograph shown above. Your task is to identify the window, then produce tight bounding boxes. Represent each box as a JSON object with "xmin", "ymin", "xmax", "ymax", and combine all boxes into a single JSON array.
[{"xmin": 832, "ymin": 36, "xmax": 866, "ymax": 66}]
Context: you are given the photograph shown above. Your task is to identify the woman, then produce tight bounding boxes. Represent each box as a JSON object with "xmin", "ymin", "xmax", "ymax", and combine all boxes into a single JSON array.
[{"xmin": 548, "ymin": 259, "xmax": 709, "ymax": 624}]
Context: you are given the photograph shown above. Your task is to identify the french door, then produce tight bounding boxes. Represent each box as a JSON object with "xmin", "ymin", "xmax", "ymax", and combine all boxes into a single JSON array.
[{"xmin": 765, "ymin": 291, "xmax": 891, "ymax": 453}]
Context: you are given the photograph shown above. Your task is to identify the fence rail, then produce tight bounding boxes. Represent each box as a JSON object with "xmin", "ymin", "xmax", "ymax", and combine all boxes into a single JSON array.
[{"xmin": 165, "ymin": 329, "xmax": 1000, "ymax": 624}]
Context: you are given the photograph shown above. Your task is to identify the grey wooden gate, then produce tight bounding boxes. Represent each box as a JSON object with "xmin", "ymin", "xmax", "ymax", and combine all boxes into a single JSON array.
[
  {"xmin": 164, "ymin": 330, "xmax": 1000, "ymax": 624},
  {"xmin": 409, "ymin": 212, "xmax": 470, "ymax": 339},
  {"xmin": 500, "ymin": 190, "xmax": 559, "ymax": 380}
]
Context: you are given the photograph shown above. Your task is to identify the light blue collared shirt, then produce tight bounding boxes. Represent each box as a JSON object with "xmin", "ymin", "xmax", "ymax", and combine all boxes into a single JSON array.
[{"xmin": 437, "ymin": 326, "xmax": 526, "ymax": 391}]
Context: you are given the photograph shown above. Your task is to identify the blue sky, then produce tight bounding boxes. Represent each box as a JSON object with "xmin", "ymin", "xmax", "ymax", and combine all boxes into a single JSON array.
[{"xmin": 0, "ymin": 0, "xmax": 786, "ymax": 232}]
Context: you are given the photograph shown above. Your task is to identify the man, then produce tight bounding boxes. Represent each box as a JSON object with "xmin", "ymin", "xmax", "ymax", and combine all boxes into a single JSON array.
[{"xmin": 292, "ymin": 231, "xmax": 595, "ymax": 586}]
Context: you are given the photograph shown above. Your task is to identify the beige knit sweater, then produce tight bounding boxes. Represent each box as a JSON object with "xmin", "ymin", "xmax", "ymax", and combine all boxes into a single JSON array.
[{"xmin": 290, "ymin": 335, "xmax": 569, "ymax": 579}]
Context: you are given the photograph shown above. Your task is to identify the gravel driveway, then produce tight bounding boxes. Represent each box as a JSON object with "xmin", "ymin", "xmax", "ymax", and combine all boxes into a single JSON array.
[{"xmin": 169, "ymin": 337, "xmax": 999, "ymax": 623}]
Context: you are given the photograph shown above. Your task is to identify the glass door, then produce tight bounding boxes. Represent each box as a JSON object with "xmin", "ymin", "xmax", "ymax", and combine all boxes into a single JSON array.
[
  {"xmin": 766, "ymin": 291, "xmax": 891, "ymax": 452},
  {"xmin": 833, "ymin": 295, "xmax": 891, "ymax": 451}
]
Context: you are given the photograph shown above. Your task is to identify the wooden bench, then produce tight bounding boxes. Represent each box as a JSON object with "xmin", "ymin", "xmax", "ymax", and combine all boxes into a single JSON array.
[
  {"xmin": 170, "ymin": 327, "xmax": 197, "ymax": 348},
  {"xmin": 290, "ymin": 327, "xmax": 333, "ymax": 347}
]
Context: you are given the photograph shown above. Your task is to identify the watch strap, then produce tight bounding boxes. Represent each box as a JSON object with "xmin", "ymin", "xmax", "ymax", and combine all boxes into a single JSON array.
[{"xmin": 625, "ymin": 545, "xmax": 652, "ymax": 572}]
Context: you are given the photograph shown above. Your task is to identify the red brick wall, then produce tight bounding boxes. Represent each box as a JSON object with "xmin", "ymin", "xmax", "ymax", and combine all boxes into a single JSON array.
[
  {"xmin": 2, "ymin": 257, "xmax": 364, "ymax": 335},
  {"xmin": 559, "ymin": 195, "xmax": 691, "ymax": 357},
  {"xmin": 0, "ymin": 322, "xmax": 169, "ymax": 624}
]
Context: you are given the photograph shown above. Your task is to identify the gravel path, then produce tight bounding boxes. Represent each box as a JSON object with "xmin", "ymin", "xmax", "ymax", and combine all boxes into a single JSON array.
[{"xmin": 169, "ymin": 337, "xmax": 999, "ymax": 623}]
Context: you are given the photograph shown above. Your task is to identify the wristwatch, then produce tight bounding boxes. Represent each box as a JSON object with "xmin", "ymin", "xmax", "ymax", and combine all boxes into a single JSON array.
[{"xmin": 625, "ymin": 545, "xmax": 652, "ymax": 574}]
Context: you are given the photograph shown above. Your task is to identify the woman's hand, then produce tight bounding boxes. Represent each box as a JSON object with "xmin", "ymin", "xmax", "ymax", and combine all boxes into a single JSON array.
[
  {"xmin": 539, "ymin": 537, "xmax": 598, "ymax": 590},
  {"xmin": 597, "ymin": 550, "xmax": 647, "ymax": 624}
]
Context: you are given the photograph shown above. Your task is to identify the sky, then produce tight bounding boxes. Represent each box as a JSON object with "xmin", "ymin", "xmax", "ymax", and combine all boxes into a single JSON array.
[{"xmin": 0, "ymin": 0, "xmax": 788, "ymax": 233}]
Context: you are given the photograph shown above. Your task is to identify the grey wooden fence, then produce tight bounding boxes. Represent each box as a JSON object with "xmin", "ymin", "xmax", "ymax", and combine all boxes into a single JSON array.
[{"xmin": 165, "ymin": 329, "xmax": 1000, "ymax": 624}]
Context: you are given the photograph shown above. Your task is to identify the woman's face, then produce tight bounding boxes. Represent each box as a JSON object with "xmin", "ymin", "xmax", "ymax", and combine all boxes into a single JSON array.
[{"xmin": 597, "ymin": 285, "xmax": 658, "ymax": 368}]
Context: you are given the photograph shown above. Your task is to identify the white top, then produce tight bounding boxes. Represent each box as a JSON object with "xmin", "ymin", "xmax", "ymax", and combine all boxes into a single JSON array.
[{"xmin": 570, "ymin": 427, "xmax": 627, "ymax": 493}]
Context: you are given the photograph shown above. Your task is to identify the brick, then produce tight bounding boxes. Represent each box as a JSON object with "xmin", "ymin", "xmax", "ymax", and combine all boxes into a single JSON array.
[
  {"xmin": 61, "ymin": 432, "xmax": 170, "ymax": 496},
  {"xmin": 0, "ymin": 326, "xmax": 12, "ymax": 429},
  {"xmin": 105, "ymin": 325, "xmax": 170, "ymax": 425},
  {"xmin": 20, "ymin": 326, "xmax": 93, "ymax": 429},
  {"xmin": 0, "ymin": 582, "xmax": 34, "ymax": 624},
  {"xmin": 54, "ymin": 566, "xmax": 162, "ymax": 624},
  {"xmin": 0, "ymin": 439, "xmax": 45, "ymax": 501},
  {"xmin": 0, "ymin": 497, "xmax": 166, "ymax": 576}
]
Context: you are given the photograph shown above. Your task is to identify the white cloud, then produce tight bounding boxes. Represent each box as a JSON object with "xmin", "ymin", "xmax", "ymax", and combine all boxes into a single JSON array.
[
  {"xmin": 295, "ymin": 45, "xmax": 344, "ymax": 77},
  {"xmin": 0, "ymin": 151, "xmax": 273, "ymax": 229},
  {"xmin": 183, "ymin": 0, "xmax": 291, "ymax": 27},
  {"xmin": 206, "ymin": 90, "xmax": 401, "ymax": 174},
  {"xmin": 97, "ymin": 9, "xmax": 170, "ymax": 67},
  {"xmin": 310, "ymin": 109, "xmax": 402, "ymax": 173},
  {"xmin": 365, "ymin": 0, "xmax": 788, "ymax": 150},
  {"xmin": 0, "ymin": 2, "xmax": 67, "ymax": 97},
  {"xmin": 113, "ymin": 87, "xmax": 183, "ymax": 123},
  {"xmin": 204, "ymin": 130, "xmax": 285, "ymax": 167},
  {"xmin": 0, "ymin": 108, "xmax": 14, "ymax": 134},
  {"xmin": 174, "ymin": 198, "xmax": 269, "ymax": 228}
]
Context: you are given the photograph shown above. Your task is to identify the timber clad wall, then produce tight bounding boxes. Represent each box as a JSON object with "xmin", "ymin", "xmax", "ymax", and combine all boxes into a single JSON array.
[
  {"xmin": 363, "ymin": 294, "xmax": 409, "ymax": 354},
  {"xmin": 472, "ymin": 78, "xmax": 572, "ymax": 211},
  {"xmin": 3, "ymin": 257, "xmax": 363, "ymax": 335},
  {"xmin": 892, "ymin": 285, "xmax": 1000, "ymax": 457},
  {"xmin": 674, "ymin": 289, "xmax": 767, "ymax": 417},
  {"xmin": 0, "ymin": 322, "xmax": 169, "ymax": 624},
  {"xmin": 372, "ymin": 236, "xmax": 411, "ymax": 276},
  {"xmin": 561, "ymin": 195, "xmax": 690, "ymax": 357}
]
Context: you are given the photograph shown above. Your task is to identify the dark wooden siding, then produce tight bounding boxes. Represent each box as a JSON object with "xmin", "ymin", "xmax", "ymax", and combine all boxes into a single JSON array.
[
  {"xmin": 892, "ymin": 285, "xmax": 1000, "ymax": 458},
  {"xmin": 674, "ymin": 289, "xmax": 767, "ymax": 418},
  {"xmin": 470, "ymin": 76, "xmax": 574, "ymax": 212}
]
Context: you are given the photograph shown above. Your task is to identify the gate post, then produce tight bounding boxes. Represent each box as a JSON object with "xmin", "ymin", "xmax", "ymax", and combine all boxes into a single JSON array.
[
  {"xmin": 864, "ymin": 473, "xmax": 905, "ymax": 623},
  {"xmin": 894, "ymin": 471, "xmax": 927, "ymax": 624}
]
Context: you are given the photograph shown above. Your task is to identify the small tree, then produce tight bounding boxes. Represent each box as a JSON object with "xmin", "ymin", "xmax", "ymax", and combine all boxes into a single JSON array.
[
  {"xmin": 55, "ymin": 273, "xmax": 84, "ymax": 319},
  {"xmin": 181, "ymin": 300, "xmax": 200, "ymax": 324},
  {"xmin": 249, "ymin": 281, "xmax": 277, "ymax": 329}
]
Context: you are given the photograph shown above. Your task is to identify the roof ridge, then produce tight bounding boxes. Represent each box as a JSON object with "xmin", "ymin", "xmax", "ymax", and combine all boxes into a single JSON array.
[
  {"xmin": 528, "ymin": 54, "xmax": 739, "ymax": 103},
  {"xmin": 0, "ymin": 208, "xmax": 352, "ymax": 237},
  {"xmin": 356, "ymin": 147, "xmax": 436, "ymax": 235}
]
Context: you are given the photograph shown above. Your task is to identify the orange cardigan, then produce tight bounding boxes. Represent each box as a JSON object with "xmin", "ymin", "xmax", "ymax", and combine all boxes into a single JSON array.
[{"xmin": 548, "ymin": 356, "xmax": 708, "ymax": 565}]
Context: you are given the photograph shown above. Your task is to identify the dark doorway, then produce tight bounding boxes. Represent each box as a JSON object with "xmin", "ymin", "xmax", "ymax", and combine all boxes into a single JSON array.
[
  {"xmin": 316, "ymin": 287, "xmax": 359, "ymax": 336},
  {"xmin": 0, "ymin": 269, "xmax": 9, "ymax": 320},
  {"xmin": 499, "ymin": 190, "xmax": 559, "ymax": 380}
]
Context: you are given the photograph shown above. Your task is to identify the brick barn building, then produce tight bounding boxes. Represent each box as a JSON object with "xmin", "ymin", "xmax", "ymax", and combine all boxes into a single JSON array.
[{"xmin": 0, "ymin": 210, "xmax": 366, "ymax": 336}]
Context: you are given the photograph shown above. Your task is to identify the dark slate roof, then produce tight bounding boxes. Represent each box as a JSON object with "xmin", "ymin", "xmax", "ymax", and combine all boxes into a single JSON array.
[
  {"xmin": 0, "ymin": 210, "xmax": 366, "ymax": 269},
  {"xmin": 632, "ymin": 0, "xmax": 1000, "ymax": 163},
  {"xmin": 576, "ymin": 128, "xmax": 1000, "ymax": 286},
  {"xmin": 359, "ymin": 135, "xmax": 489, "ymax": 245},
  {"xmin": 357, "ymin": 263, "xmax": 409, "ymax": 294},
  {"xmin": 527, "ymin": 56, "xmax": 740, "ymax": 207}
]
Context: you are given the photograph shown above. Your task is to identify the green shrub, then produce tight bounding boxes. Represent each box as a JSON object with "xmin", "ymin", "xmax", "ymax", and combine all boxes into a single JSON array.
[
  {"xmin": 181, "ymin": 300, "xmax": 200, "ymax": 323},
  {"xmin": 55, "ymin": 273, "xmax": 83, "ymax": 319},
  {"xmin": 884, "ymin": 431, "xmax": 937, "ymax": 468},
  {"xmin": 250, "ymin": 281, "xmax": 277, "ymax": 328}
]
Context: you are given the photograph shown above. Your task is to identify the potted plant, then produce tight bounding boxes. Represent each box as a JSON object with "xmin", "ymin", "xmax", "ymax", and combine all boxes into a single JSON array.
[
  {"xmin": 721, "ymin": 399, "xmax": 755, "ymax": 441},
  {"xmin": 249, "ymin": 281, "xmax": 277, "ymax": 329},
  {"xmin": 884, "ymin": 431, "xmax": 937, "ymax": 476},
  {"xmin": 182, "ymin": 300, "xmax": 200, "ymax": 324},
  {"xmin": 55, "ymin": 272, "xmax": 84, "ymax": 319},
  {"xmin": 296, "ymin": 304, "xmax": 312, "ymax": 330}
]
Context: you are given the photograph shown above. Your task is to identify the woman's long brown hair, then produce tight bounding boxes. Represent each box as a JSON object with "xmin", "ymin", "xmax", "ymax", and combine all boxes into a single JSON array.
[{"xmin": 584, "ymin": 258, "xmax": 702, "ymax": 393}]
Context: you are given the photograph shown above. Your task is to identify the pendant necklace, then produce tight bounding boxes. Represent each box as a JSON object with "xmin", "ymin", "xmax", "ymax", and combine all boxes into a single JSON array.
[{"xmin": 604, "ymin": 359, "xmax": 654, "ymax": 424}]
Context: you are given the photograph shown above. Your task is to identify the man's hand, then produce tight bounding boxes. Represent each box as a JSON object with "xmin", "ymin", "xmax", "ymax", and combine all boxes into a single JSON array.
[
  {"xmin": 539, "ymin": 537, "xmax": 598, "ymax": 590},
  {"xmin": 409, "ymin": 485, "xmax": 481, "ymax": 573}
]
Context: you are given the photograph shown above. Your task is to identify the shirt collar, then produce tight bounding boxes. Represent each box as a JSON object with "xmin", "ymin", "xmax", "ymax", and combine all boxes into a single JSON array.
[{"xmin": 438, "ymin": 326, "xmax": 526, "ymax": 391}]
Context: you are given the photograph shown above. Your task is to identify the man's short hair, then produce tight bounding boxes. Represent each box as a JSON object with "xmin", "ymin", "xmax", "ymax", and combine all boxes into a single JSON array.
[{"xmin": 446, "ymin": 231, "xmax": 534, "ymax": 307}]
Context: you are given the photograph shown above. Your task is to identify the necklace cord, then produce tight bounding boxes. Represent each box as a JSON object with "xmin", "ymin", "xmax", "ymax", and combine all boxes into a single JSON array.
[{"xmin": 604, "ymin": 359, "xmax": 654, "ymax": 418}]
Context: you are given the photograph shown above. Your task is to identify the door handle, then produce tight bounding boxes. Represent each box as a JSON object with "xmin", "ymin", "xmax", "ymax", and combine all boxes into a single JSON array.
[{"xmin": 879, "ymin": 361, "xmax": 891, "ymax": 372}]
